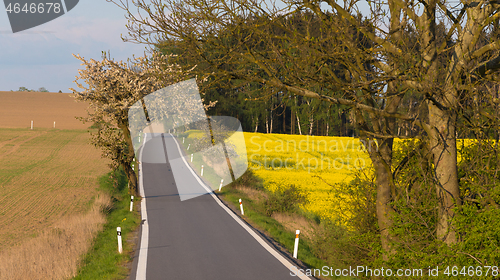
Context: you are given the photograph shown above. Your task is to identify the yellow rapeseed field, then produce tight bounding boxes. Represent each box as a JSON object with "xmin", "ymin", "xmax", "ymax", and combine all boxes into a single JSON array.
[{"xmin": 244, "ymin": 133, "xmax": 373, "ymax": 220}]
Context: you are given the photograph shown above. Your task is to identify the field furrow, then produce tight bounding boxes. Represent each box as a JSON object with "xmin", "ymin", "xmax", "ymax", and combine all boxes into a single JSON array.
[{"xmin": 0, "ymin": 131, "xmax": 47, "ymax": 160}]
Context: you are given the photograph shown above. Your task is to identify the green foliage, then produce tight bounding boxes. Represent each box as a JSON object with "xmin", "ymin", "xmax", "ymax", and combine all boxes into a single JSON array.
[
  {"xmin": 155, "ymin": 10, "xmax": 357, "ymax": 136},
  {"xmin": 380, "ymin": 139, "xmax": 500, "ymax": 277},
  {"xmin": 386, "ymin": 139, "xmax": 442, "ymax": 268},
  {"xmin": 453, "ymin": 140, "xmax": 500, "ymax": 272},
  {"xmin": 312, "ymin": 218, "xmax": 380, "ymax": 270},
  {"xmin": 454, "ymin": 205, "xmax": 500, "ymax": 266},
  {"xmin": 263, "ymin": 184, "xmax": 308, "ymax": 216},
  {"xmin": 311, "ymin": 168, "xmax": 381, "ymax": 272},
  {"xmin": 228, "ymin": 168, "xmax": 264, "ymax": 190},
  {"xmin": 14, "ymin": 86, "xmax": 48, "ymax": 92},
  {"xmin": 17, "ymin": 86, "xmax": 32, "ymax": 92}
]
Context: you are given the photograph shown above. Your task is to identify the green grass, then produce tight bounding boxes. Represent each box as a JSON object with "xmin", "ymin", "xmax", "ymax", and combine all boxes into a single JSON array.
[{"xmin": 72, "ymin": 168, "xmax": 140, "ymax": 280}]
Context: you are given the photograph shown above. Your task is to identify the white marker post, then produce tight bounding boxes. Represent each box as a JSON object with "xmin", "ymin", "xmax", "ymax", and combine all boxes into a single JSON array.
[
  {"xmin": 117, "ymin": 227, "xmax": 123, "ymax": 254},
  {"xmin": 183, "ymin": 137, "xmax": 185, "ymax": 143},
  {"xmin": 239, "ymin": 199, "xmax": 244, "ymax": 215},
  {"xmin": 53, "ymin": 121, "xmax": 56, "ymax": 128},
  {"xmin": 187, "ymin": 144, "xmax": 190, "ymax": 150},
  {"xmin": 293, "ymin": 230, "xmax": 300, "ymax": 258},
  {"xmin": 31, "ymin": 120, "xmax": 33, "ymax": 130},
  {"xmin": 130, "ymin": 196, "xmax": 134, "ymax": 212},
  {"xmin": 201, "ymin": 165, "xmax": 204, "ymax": 176},
  {"xmin": 219, "ymin": 179, "xmax": 224, "ymax": 191},
  {"xmin": 190, "ymin": 154, "xmax": 193, "ymax": 162}
]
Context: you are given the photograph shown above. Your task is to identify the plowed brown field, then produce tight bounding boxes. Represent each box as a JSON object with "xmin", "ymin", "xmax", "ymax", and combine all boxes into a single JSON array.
[
  {"xmin": 0, "ymin": 91, "xmax": 89, "ymax": 129},
  {"xmin": 0, "ymin": 124, "xmax": 112, "ymax": 279},
  {"xmin": 0, "ymin": 129, "xmax": 110, "ymax": 248}
]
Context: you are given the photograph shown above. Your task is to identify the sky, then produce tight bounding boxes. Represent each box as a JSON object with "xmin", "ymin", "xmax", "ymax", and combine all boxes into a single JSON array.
[{"xmin": 0, "ymin": 1, "xmax": 148, "ymax": 93}]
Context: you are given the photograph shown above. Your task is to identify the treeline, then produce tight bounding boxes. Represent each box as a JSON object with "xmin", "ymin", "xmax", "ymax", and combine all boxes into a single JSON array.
[
  {"xmin": 204, "ymin": 85, "xmax": 356, "ymax": 136},
  {"xmin": 13, "ymin": 87, "xmax": 62, "ymax": 93}
]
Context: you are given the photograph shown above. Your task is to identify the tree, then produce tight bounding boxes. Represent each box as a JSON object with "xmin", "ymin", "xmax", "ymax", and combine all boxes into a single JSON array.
[
  {"xmin": 71, "ymin": 52, "xmax": 185, "ymax": 196},
  {"xmin": 111, "ymin": 0, "xmax": 500, "ymax": 258},
  {"xmin": 17, "ymin": 87, "xmax": 31, "ymax": 92}
]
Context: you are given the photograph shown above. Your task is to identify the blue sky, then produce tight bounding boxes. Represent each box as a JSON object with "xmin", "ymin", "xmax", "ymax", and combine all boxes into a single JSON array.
[{"xmin": 0, "ymin": 1, "xmax": 147, "ymax": 92}]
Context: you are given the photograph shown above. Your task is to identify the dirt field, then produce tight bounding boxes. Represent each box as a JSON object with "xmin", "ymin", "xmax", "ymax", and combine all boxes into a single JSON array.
[
  {"xmin": 0, "ymin": 91, "xmax": 90, "ymax": 129},
  {"xmin": 0, "ymin": 128, "xmax": 111, "ymax": 279}
]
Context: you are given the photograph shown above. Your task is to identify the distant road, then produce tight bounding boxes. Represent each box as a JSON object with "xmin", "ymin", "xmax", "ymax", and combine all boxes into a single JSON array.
[{"xmin": 130, "ymin": 134, "xmax": 311, "ymax": 280}]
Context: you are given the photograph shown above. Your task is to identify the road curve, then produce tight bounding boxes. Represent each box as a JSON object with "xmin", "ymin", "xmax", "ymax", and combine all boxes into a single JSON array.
[{"xmin": 130, "ymin": 133, "xmax": 311, "ymax": 280}]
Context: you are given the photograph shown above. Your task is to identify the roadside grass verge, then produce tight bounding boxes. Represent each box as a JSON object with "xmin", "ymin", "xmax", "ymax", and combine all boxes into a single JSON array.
[{"xmin": 72, "ymin": 167, "xmax": 140, "ymax": 280}]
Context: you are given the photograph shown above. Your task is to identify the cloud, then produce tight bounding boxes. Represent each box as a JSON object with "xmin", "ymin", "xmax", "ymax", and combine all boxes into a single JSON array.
[{"xmin": 0, "ymin": 15, "xmax": 146, "ymax": 66}]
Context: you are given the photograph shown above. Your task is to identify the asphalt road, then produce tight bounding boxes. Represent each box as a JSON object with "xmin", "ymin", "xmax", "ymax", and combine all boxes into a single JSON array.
[{"xmin": 131, "ymin": 134, "xmax": 308, "ymax": 280}]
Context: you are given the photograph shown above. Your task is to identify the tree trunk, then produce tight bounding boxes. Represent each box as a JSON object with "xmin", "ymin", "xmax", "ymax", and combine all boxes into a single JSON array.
[
  {"xmin": 283, "ymin": 106, "xmax": 286, "ymax": 134},
  {"xmin": 308, "ymin": 114, "xmax": 314, "ymax": 136},
  {"xmin": 296, "ymin": 114, "xmax": 302, "ymax": 135},
  {"xmin": 365, "ymin": 85, "xmax": 401, "ymax": 259},
  {"xmin": 326, "ymin": 108, "xmax": 330, "ymax": 136},
  {"xmin": 266, "ymin": 114, "xmax": 269, "ymax": 133},
  {"xmin": 118, "ymin": 120, "xmax": 139, "ymax": 197},
  {"xmin": 122, "ymin": 162, "xmax": 138, "ymax": 197},
  {"xmin": 427, "ymin": 98, "xmax": 461, "ymax": 244},
  {"xmin": 370, "ymin": 140, "xmax": 396, "ymax": 259},
  {"xmin": 270, "ymin": 110, "xmax": 273, "ymax": 133}
]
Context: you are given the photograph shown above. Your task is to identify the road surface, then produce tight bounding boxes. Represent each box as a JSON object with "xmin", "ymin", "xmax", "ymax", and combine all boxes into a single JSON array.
[{"xmin": 130, "ymin": 133, "xmax": 311, "ymax": 280}]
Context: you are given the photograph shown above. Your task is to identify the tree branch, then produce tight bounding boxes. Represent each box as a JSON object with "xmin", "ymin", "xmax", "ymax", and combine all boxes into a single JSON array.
[
  {"xmin": 471, "ymin": 54, "xmax": 500, "ymax": 78},
  {"xmin": 470, "ymin": 40, "xmax": 500, "ymax": 60}
]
